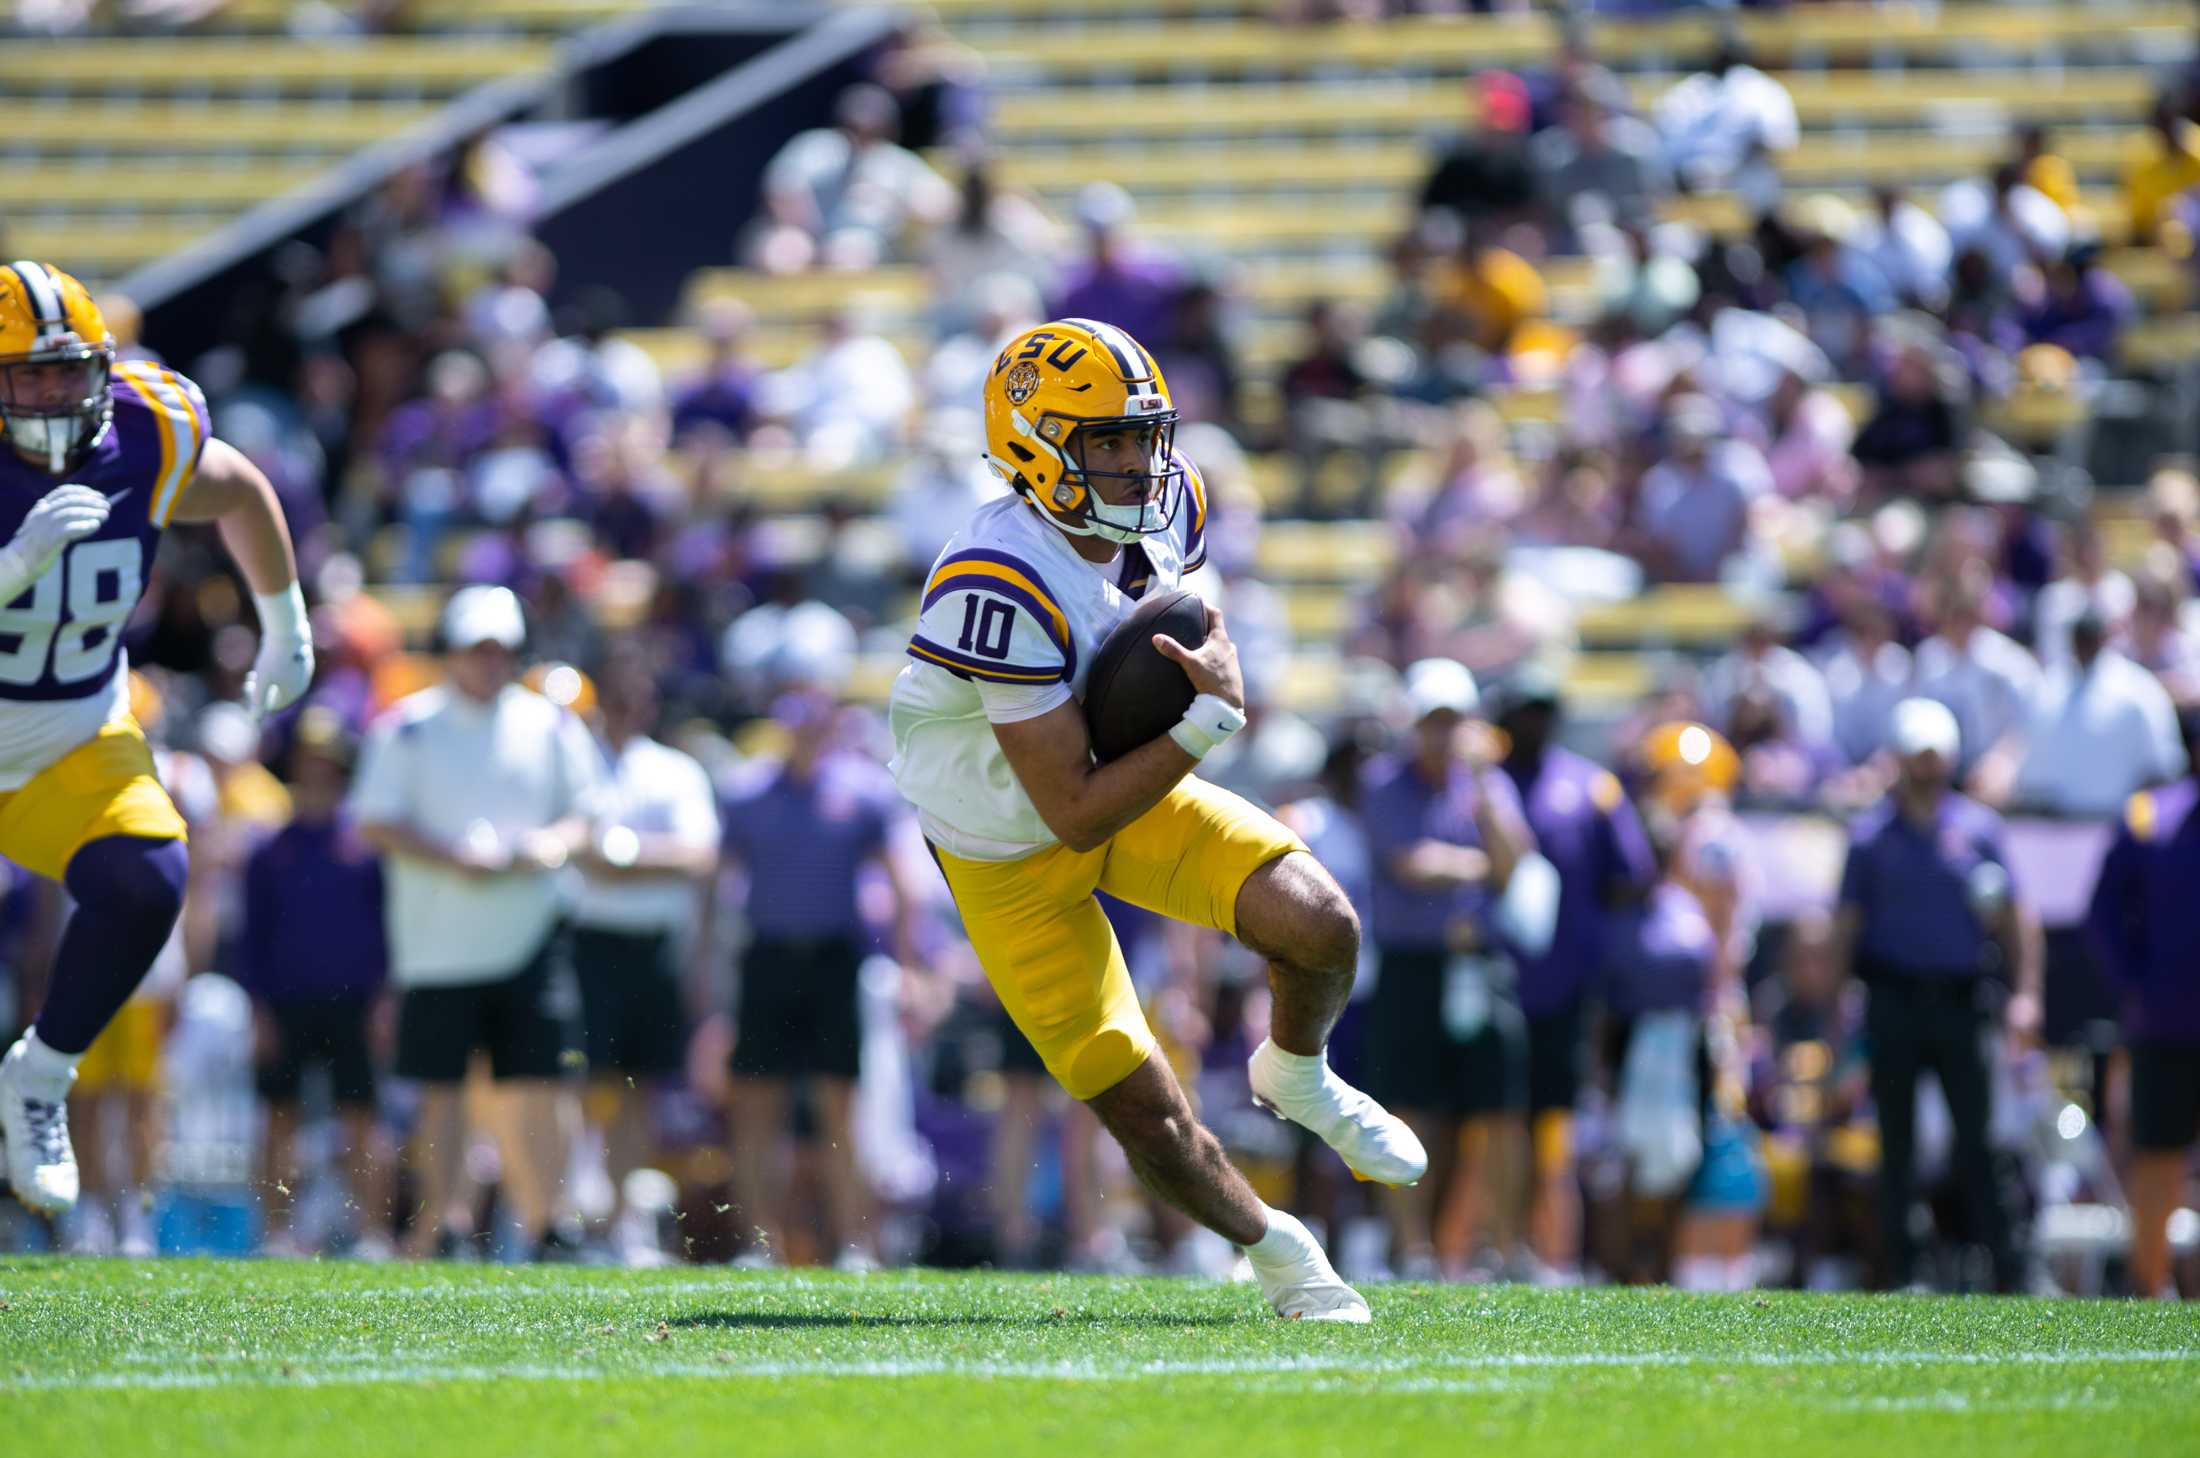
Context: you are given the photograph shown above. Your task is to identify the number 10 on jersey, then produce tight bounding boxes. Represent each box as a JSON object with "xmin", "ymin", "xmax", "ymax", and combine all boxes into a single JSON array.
[{"xmin": 958, "ymin": 594, "xmax": 1014, "ymax": 661}]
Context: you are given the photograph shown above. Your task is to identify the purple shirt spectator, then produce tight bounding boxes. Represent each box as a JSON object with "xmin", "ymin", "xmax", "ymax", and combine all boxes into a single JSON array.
[
  {"xmin": 1051, "ymin": 252, "xmax": 1184, "ymax": 352},
  {"xmin": 671, "ymin": 366, "xmax": 759, "ymax": 445},
  {"xmin": 1505, "ymin": 747, "xmax": 1654, "ymax": 1015},
  {"xmin": 1605, "ymin": 881, "xmax": 1716, "ymax": 1017},
  {"xmin": 2019, "ymin": 260, "xmax": 2135, "ymax": 363},
  {"xmin": 721, "ymin": 754, "xmax": 897, "ymax": 940},
  {"xmin": 1359, "ymin": 752, "xmax": 1526, "ymax": 952},
  {"xmin": 2085, "ymin": 777, "xmax": 2200, "ymax": 1044},
  {"xmin": 1838, "ymin": 792, "xmax": 2010, "ymax": 977},
  {"xmin": 239, "ymin": 819, "xmax": 389, "ymax": 1004}
]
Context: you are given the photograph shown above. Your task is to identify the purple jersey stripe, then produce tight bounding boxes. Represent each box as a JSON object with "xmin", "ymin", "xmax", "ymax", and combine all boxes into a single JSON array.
[{"xmin": 907, "ymin": 635, "xmax": 1066, "ymax": 684}]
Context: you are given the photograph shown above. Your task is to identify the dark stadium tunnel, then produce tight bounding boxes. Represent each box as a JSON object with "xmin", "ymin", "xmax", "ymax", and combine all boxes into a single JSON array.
[{"xmin": 666, "ymin": 1311, "xmax": 1248, "ymax": 1331}]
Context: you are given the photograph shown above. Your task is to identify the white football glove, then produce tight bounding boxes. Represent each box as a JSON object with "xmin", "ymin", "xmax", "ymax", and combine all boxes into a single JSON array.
[
  {"xmin": 0, "ymin": 484, "xmax": 111, "ymax": 600},
  {"xmin": 243, "ymin": 583, "xmax": 315, "ymax": 720}
]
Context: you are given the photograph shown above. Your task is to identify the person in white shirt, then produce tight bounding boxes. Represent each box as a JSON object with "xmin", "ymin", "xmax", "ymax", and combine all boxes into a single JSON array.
[
  {"xmin": 2009, "ymin": 612, "xmax": 2188, "ymax": 816},
  {"xmin": 1910, "ymin": 565, "xmax": 2041, "ymax": 782},
  {"xmin": 749, "ymin": 83, "xmax": 955, "ymax": 273},
  {"xmin": 350, "ymin": 586, "xmax": 606, "ymax": 1260},
  {"xmin": 1654, "ymin": 42, "xmax": 1797, "ymax": 212},
  {"xmin": 1698, "ymin": 609, "xmax": 1837, "ymax": 762},
  {"xmin": 1854, "ymin": 185, "xmax": 1953, "ymax": 311},
  {"xmin": 562, "ymin": 662, "xmax": 719, "ymax": 1263}
]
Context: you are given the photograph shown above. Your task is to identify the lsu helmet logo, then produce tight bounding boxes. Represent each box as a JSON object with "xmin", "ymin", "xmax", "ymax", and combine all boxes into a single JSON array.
[{"xmin": 983, "ymin": 317, "xmax": 1183, "ymax": 547}]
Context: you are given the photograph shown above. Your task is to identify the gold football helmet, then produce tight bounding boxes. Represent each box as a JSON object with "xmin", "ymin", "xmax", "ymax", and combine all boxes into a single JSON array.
[
  {"xmin": 0, "ymin": 260, "xmax": 115, "ymax": 475},
  {"xmin": 981, "ymin": 317, "xmax": 1182, "ymax": 545}
]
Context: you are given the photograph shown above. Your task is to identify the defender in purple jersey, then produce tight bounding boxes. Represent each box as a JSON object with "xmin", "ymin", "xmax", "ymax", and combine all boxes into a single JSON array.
[{"xmin": 0, "ymin": 261, "xmax": 315, "ymax": 1219}]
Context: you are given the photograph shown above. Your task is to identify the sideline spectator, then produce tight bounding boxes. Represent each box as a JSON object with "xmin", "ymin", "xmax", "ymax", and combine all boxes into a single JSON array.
[
  {"xmin": 242, "ymin": 711, "xmax": 390, "ymax": 1258},
  {"xmin": 1833, "ymin": 699, "xmax": 2036, "ymax": 1293},
  {"xmin": 716, "ymin": 691, "xmax": 919, "ymax": 1271},
  {"xmin": 564, "ymin": 664, "xmax": 719, "ymax": 1265},
  {"xmin": 350, "ymin": 586, "xmax": 605, "ymax": 1260},
  {"xmin": 2084, "ymin": 712, "xmax": 2200, "ymax": 1299},
  {"xmin": 1358, "ymin": 660, "xmax": 1543, "ymax": 1279}
]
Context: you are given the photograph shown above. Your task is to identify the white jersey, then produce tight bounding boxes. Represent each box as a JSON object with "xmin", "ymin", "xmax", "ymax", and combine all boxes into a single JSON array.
[{"xmin": 889, "ymin": 457, "xmax": 1211, "ymax": 861}]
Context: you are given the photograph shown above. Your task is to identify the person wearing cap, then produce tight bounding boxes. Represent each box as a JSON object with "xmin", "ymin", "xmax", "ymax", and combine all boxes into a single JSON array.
[
  {"xmin": 563, "ymin": 662, "xmax": 719, "ymax": 1265},
  {"xmin": 715, "ymin": 689, "xmax": 919, "ymax": 1271},
  {"xmin": 2084, "ymin": 710, "xmax": 2200, "ymax": 1298},
  {"xmin": 348, "ymin": 585, "xmax": 606, "ymax": 1260},
  {"xmin": 1358, "ymin": 658, "xmax": 1556, "ymax": 1278},
  {"xmin": 239, "ymin": 708, "xmax": 391, "ymax": 1258},
  {"xmin": 1833, "ymin": 697, "xmax": 2039, "ymax": 1291},
  {"xmin": 1493, "ymin": 664, "xmax": 1655, "ymax": 1281}
]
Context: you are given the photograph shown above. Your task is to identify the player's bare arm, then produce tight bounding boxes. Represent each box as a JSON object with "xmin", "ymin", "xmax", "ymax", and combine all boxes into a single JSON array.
[
  {"xmin": 992, "ymin": 600, "xmax": 1245, "ymax": 853},
  {"xmin": 167, "ymin": 437, "xmax": 314, "ymax": 718}
]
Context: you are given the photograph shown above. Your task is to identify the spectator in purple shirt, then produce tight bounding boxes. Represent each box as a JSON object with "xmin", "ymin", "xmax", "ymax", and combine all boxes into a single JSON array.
[
  {"xmin": 2083, "ymin": 711, "xmax": 2200, "ymax": 1299},
  {"xmin": 240, "ymin": 710, "xmax": 392, "ymax": 1257},
  {"xmin": 1831, "ymin": 698, "xmax": 2038, "ymax": 1292},
  {"xmin": 717, "ymin": 691, "xmax": 919, "ymax": 1271},
  {"xmin": 1357, "ymin": 659, "xmax": 1539, "ymax": 1279},
  {"xmin": 1048, "ymin": 182, "xmax": 1185, "ymax": 349},
  {"xmin": 670, "ymin": 299, "xmax": 761, "ymax": 448},
  {"xmin": 1494, "ymin": 664, "xmax": 1654, "ymax": 1282},
  {"xmin": 2017, "ymin": 246, "xmax": 2135, "ymax": 365}
]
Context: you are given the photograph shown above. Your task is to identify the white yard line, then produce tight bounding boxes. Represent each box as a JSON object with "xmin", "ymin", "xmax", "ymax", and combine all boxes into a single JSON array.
[{"xmin": 5, "ymin": 1346, "xmax": 2196, "ymax": 1393}]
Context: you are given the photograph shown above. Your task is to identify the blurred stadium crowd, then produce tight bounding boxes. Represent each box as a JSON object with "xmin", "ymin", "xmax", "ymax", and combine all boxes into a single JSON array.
[{"xmin": 1, "ymin": 0, "xmax": 2197, "ymax": 1297}]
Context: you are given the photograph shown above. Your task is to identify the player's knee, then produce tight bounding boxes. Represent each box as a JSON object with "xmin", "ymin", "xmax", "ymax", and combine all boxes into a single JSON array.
[{"xmin": 66, "ymin": 835, "xmax": 187, "ymax": 932}]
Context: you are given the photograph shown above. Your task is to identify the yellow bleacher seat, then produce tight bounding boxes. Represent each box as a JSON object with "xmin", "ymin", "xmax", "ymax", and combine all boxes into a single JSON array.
[
  {"xmin": 219, "ymin": 0, "xmax": 638, "ymax": 29},
  {"xmin": 1255, "ymin": 521, "xmax": 1396, "ymax": 583},
  {"xmin": 1576, "ymin": 586, "xmax": 1755, "ymax": 649},
  {"xmin": 991, "ymin": 69, "xmax": 2155, "ymax": 139},
  {"xmin": 0, "ymin": 101, "xmax": 434, "ymax": 148},
  {"xmin": 681, "ymin": 266, "xmax": 931, "ymax": 322},
  {"xmin": 0, "ymin": 164, "xmax": 325, "ymax": 207},
  {"xmin": 976, "ymin": 7, "xmax": 2189, "ymax": 79},
  {"xmin": 2117, "ymin": 314, "xmax": 2200, "ymax": 373},
  {"xmin": 2, "ymin": 220, "xmax": 225, "ymax": 273},
  {"xmin": 0, "ymin": 39, "xmax": 551, "ymax": 91},
  {"xmin": 1564, "ymin": 652, "xmax": 1658, "ymax": 707}
]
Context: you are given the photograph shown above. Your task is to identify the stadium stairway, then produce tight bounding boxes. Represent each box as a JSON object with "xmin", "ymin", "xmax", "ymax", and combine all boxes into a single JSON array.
[{"xmin": 0, "ymin": 2, "xmax": 645, "ymax": 287}]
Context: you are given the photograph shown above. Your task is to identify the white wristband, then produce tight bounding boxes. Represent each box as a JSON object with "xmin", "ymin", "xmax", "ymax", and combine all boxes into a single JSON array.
[
  {"xmin": 254, "ymin": 582, "xmax": 309, "ymax": 641},
  {"xmin": 1168, "ymin": 692, "xmax": 1247, "ymax": 760}
]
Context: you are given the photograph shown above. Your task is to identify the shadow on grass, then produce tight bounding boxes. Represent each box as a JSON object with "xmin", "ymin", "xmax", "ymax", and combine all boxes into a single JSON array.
[{"xmin": 670, "ymin": 1310, "xmax": 1245, "ymax": 1331}]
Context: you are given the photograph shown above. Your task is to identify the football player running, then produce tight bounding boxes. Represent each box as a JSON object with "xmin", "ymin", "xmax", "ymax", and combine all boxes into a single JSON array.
[
  {"xmin": 891, "ymin": 318, "xmax": 1424, "ymax": 1320},
  {"xmin": 0, "ymin": 262, "xmax": 314, "ymax": 1217}
]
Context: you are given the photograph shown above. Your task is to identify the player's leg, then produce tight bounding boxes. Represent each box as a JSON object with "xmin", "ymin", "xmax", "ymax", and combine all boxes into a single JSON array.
[
  {"xmin": 932, "ymin": 837, "xmax": 1365, "ymax": 1318},
  {"xmin": 813, "ymin": 1077, "xmax": 874, "ymax": 1268},
  {"xmin": 1864, "ymin": 984, "xmax": 1923, "ymax": 1289},
  {"xmin": 989, "ymin": 1062, "xmax": 1049, "ymax": 1267},
  {"xmin": 405, "ymin": 1085, "xmax": 465, "ymax": 1259},
  {"xmin": 1524, "ymin": 1005, "xmax": 1585, "ymax": 1278},
  {"xmin": 1085, "ymin": 1048, "xmax": 1364, "ymax": 1320},
  {"xmin": 392, "ymin": 980, "xmax": 480, "ymax": 1257},
  {"xmin": 1097, "ymin": 779, "xmax": 1426, "ymax": 1186},
  {"xmin": 0, "ymin": 728, "xmax": 191, "ymax": 1216}
]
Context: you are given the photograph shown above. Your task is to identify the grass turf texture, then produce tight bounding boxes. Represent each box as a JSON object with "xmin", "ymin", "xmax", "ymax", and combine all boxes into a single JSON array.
[{"xmin": 4, "ymin": 1260, "xmax": 2198, "ymax": 1457}]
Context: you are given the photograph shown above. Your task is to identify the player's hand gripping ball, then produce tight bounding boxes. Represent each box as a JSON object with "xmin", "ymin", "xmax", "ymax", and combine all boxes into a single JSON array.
[{"xmin": 1080, "ymin": 588, "xmax": 1212, "ymax": 762}]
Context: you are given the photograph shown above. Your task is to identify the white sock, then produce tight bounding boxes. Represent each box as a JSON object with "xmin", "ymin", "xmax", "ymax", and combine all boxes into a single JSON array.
[
  {"xmin": 9, "ymin": 1029, "xmax": 79, "ymax": 1097},
  {"xmin": 1243, "ymin": 1204, "xmax": 1313, "ymax": 1266},
  {"xmin": 1254, "ymin": 1039, "xmax": 1328, "ymax": 1098}
]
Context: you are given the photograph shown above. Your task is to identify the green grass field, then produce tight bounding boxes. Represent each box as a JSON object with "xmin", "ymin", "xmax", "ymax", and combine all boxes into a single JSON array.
[{"xmin": 4, "ymin": 1259, "xmax": 2197, "ymax": 1457}]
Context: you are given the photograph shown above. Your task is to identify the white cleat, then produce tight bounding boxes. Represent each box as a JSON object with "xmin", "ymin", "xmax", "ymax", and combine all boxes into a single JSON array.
[
  {"xmin": 1244, "ymin": 1210, "xmax": 1371, "ymax": 1324},
  {"xmin": 0, "ymin": 1038, "xmax": 80, "ymax": 1217},
  {"xmin": 1248, "ymin": 1040, "xmax": 1427, "ymax": 1187}
]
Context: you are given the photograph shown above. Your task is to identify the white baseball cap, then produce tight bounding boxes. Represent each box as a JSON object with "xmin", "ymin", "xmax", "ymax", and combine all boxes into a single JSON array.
[
  {"xmin": 1888, "ymin": 697, "xmax": 1960, "ymax": 759},
  {"xmin": 1404, "ymin": 658, "xmax": 1479, "ymax": 721},
  {"xmin": 442, "ymin": 584, "xmax": 526, "ymax": 651}
]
